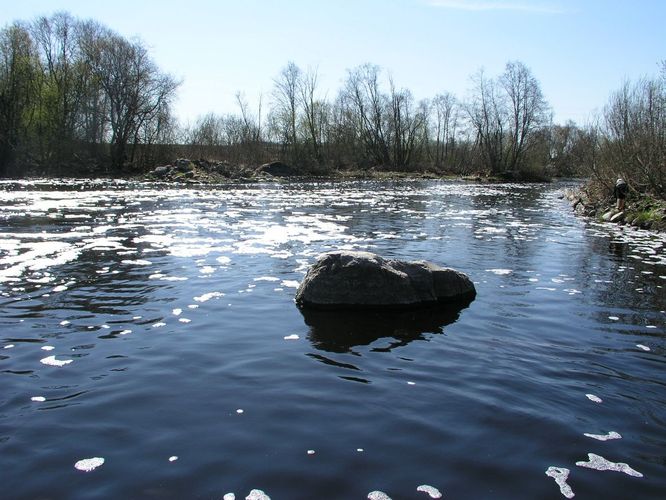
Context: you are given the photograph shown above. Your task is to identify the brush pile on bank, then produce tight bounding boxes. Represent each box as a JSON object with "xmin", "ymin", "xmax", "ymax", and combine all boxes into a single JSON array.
[
  {"xmin": 144, "ymin": 159, "xmax": 306, "ymax": 183},
  {"xmin": 567, "ymin": 184, "xmax": 666, "ymax": 232}
]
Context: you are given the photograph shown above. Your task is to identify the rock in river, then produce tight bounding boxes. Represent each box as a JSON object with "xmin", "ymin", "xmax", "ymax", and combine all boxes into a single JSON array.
[{"xmin": 295, "ymin": 251, "xmax": 476, "ymax": 309}]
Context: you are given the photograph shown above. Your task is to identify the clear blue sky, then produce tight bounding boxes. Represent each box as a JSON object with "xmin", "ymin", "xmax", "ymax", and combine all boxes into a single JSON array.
[{"xmin": 1, "ymin": 0, "xmax": 664, "ymax": 126}]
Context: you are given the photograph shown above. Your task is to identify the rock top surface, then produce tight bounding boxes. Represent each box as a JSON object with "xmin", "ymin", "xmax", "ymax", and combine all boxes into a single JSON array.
[{"xmin": 295, "ymin": 251, "xmax": 476, "ymax": 309}]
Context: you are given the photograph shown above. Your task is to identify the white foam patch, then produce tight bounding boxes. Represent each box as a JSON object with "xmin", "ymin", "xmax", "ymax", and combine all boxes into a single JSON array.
[
  {"xmin": 545, "ymin": 466, "xmax": 574, "ymax": 498},
  {"xmin": 194, "ymin": 291, "xmax": 225, "ymax": 302},
  {"xmin": 283, "ymin": 334, "xmax": 299, "ymax": 340},
  {"xmin": 41, "ymin": 345, "xmax": 55, "ymax": 351},
  {"xmin": 152, "ymin": 322, "xmax": 166, "ymax": 328},
  {"xmin": 179, "ymin": 318, "xmax": 191, "ymax": 323},
  {"xmin": 119, "ymin": 329, "xmax": 132, "ymax": 335},
  {"xmin": 172, "ymin": 308, "xmax": 182, "ymax": 316},
  {"xmin": 280, "ymin": 280, "xmax": 300, "ymax": 288},
  {"xmin": 74, "ymin": 457, "xmax": 105, "ymax": 472},
  {"xmin": 121, "ymin": 259, "xmax": 152, "ymax": 266},
  {"xmin": 40, "ymin": 355, "xmax": 72, "ymax": 367},
  {"xmin": 636, "ymin": 344, "xmax": 651, "ymax": 351},
  {"xmin": 200, "ymin": 266, "xmax": 216, "ymax": 274},
  {"xmin": 245, "ymin": 490, "xmax": 270, "ymax": 500},
  {"xmin": 307, "ymin": 449, "xmax": 315, "ymax": 455},
  {"xmin": 368, "ymin": 491, "xmax": 392, "ymax": 500},
  {"xmin": 417, "ymin": 484, "xmax": 442, "ymax": 498},
  {"xmin": 584, "ymin": 431, "xmax": 622, "ymax": 441},
  {"xmin": 254, "ymin": 276, "xmax": 279, "ymax": 282},
  {"xmin": 646, "ymin": 325, "xmax": 657, "ymax": 329},
  {"xmin": 60, "ymin": 320, "xmax": 70, "ymax": 325},
  {"xmin": 223, "ymin": 494, "xmax": 235, "ymax": 500},
  {"xmin": 3, "ymin": 344, "xmax": 14, "ymax": 349},
  {"xmin": 236, "ymin": 409, "xmax": 244, "ymax": 414},
  {"xmin": 168, "ymin": 456, "xmax": 178, "ymax": 462},
  {"xmin": 487, "ymin": 269, "xmax": 512, "ymax": 275},
  {"xmin": 31, "ymin": 396, "xmax": 46, "ymax": 402},
  {"xmin": 576, "ymin": 453, "xmax": 643, "ymax": 477},
  {"xmin": 586, "ymin": 393, "xmax": 603, "ymax": 403},
  {"xmin": 608, "ymin": 316, "xmax": 620, "ymax": 321},
  {"xmin": 216, "ymin": 256, "xmax": 231, "ymax": 265}
]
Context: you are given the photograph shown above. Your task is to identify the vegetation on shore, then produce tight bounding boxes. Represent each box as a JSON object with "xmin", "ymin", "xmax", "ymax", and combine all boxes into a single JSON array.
[
  {"xmin": 0, "ymin": 12, "xmax": 664, "ymax": 226},
  {"xmin": 0, "ymin": 11, "xmax": 566, "ymax": 182}
]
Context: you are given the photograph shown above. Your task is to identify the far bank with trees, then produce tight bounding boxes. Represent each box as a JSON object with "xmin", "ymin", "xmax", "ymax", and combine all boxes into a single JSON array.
[{"xmin": 1, "ymin": 12, "xmax": 664, "ymax": 217}]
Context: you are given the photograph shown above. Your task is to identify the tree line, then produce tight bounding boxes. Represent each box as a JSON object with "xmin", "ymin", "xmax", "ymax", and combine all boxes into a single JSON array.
[
  {"xmin": 184, "ymin": 60, "xmax": 554, "ymax": 180},
  {"xmin": 0, "ymin": 12, "xmax": 179, "ymax": 176},
  {"xmin": 1, "ymin": 12, "xmax": 664, "ymax": 200}
]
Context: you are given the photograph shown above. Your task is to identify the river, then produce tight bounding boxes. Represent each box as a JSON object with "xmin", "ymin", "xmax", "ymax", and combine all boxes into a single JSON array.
[{"xmin": 0, "ymin": 178, "xmax": 664, "ymax": 499}]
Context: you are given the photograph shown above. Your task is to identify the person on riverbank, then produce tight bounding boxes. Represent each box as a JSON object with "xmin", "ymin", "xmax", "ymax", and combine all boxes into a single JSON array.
[{"xmin": 614, "ymin": 178, "xmax": 628, "ymax": 210}]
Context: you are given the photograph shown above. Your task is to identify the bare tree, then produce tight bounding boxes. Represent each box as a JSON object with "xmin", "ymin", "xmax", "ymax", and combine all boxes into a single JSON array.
[
  {"xmin": 500, "ymin": 61, "xmax": 550, "ymax": 171},
  {"xmin": 297, "ymin": 66, "xmax": 328, "ymax": 163},
  {"xmin": 81, "ymin": 29, "xmax": 179, "ymax": 170},
  {"xmin": 341, "ymin": 63, "xmax": 391, "ymax": 167},
  {"xmin": 271, "ymin": 61, "xmax": 301, "ymax": 162},
  {"xmin": 603, "ymin": 75, "xmax": 666, "ymax": 197},
  {"xmin": 466, "ymin": 68, "xmax": 505, "ymax": 174},
  {"xmin": 387, "ymin": 78, "xmax": 427, "ymax": 168},
  {"xmin": 431, "ymin": 93, "xmax": 459, "ymax": 169}
]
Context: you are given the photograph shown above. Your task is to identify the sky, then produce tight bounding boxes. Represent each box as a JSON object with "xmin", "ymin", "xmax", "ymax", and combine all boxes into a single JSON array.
[{"xmin": 1, "ymin": 0, "xmax": 664, "ymax": 127}]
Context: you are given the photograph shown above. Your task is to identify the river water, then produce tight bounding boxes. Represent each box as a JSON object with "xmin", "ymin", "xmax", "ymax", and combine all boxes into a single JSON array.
[{"xmin": 0, "ymin": 179, "xmax": 664, "ymax": 499}]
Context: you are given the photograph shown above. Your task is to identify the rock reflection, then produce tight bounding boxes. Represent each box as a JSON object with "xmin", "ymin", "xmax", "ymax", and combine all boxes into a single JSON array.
[{"xmin": 301, "ymin": 300, "xmax": 472, "ymax": 353}]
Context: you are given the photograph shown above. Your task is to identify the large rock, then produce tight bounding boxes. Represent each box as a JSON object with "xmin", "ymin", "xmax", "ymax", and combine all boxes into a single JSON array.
[{"xmin": 295, "ymin": 251, "xmax": 476, "ymax": 309}]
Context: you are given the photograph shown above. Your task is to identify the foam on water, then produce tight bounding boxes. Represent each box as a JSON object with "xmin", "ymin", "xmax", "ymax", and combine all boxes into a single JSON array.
[
  {"xmin": 40, "ymin": 355, "xmax": 72, "ymax": 367},
  {"xmin": 368, "ymin": 491, "xmax": 392, "ymax": 500},
  {"xmin": 576, "ymin": 453, "xmax": 643, "ymax": 477},
  {"xmin": 636, "ymin": 344, "xmax": 651, "ymax": 351},
  {"xmin": 584, "ymin": 431, "xmax": 622, "ymax": 441},
  {"xmin": 416, "ymin": 484, "xmax": 442, "ymax": 498},
  {"xmin": 31, "ymin": 396, "xmax": 46, "ymax": 402},
  {"xmin": 74, "ymin": 457, "xmax": 105, "ymax": 472},
  {"xmin": 487, "ymin": 269, "xmax": 512, "ymax": 275},
  {"xmin": 586, "ymin": 394, "xmax": 603, "ymax": 403},
  {"xmin": 545, "ymin": 466, "xmax": 575, "ymax": 498},
  {"xmin": 194, "ymin": 291, "xmax": 225, "ymax": 302},
  {"xmin": 245, "ymin": 490, "xmax": 270, "ymax": 500},
  {"xmin": 121, "ymin": 259, "xmax": 152, "ymax": 266}
]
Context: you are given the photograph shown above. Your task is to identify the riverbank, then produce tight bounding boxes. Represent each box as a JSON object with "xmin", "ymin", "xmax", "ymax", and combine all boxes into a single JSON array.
[
  {"xmin": 566, "ymin": 183, "xmax": 666, "ymax": 232},
  {"xmin": 140, "ymin": 158, "xmax": 529, "ymax": 185}
]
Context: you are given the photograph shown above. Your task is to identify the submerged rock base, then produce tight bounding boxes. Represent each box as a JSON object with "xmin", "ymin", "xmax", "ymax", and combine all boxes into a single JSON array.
[{"xmin": 295, "ymin": 251, "xmax": 476, "ymax": 310}]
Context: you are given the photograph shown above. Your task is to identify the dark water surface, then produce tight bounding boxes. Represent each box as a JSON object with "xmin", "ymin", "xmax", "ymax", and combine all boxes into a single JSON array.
[{"xmin": 1, "ymin": 179, "xmax": 664, "ymax": 500}]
